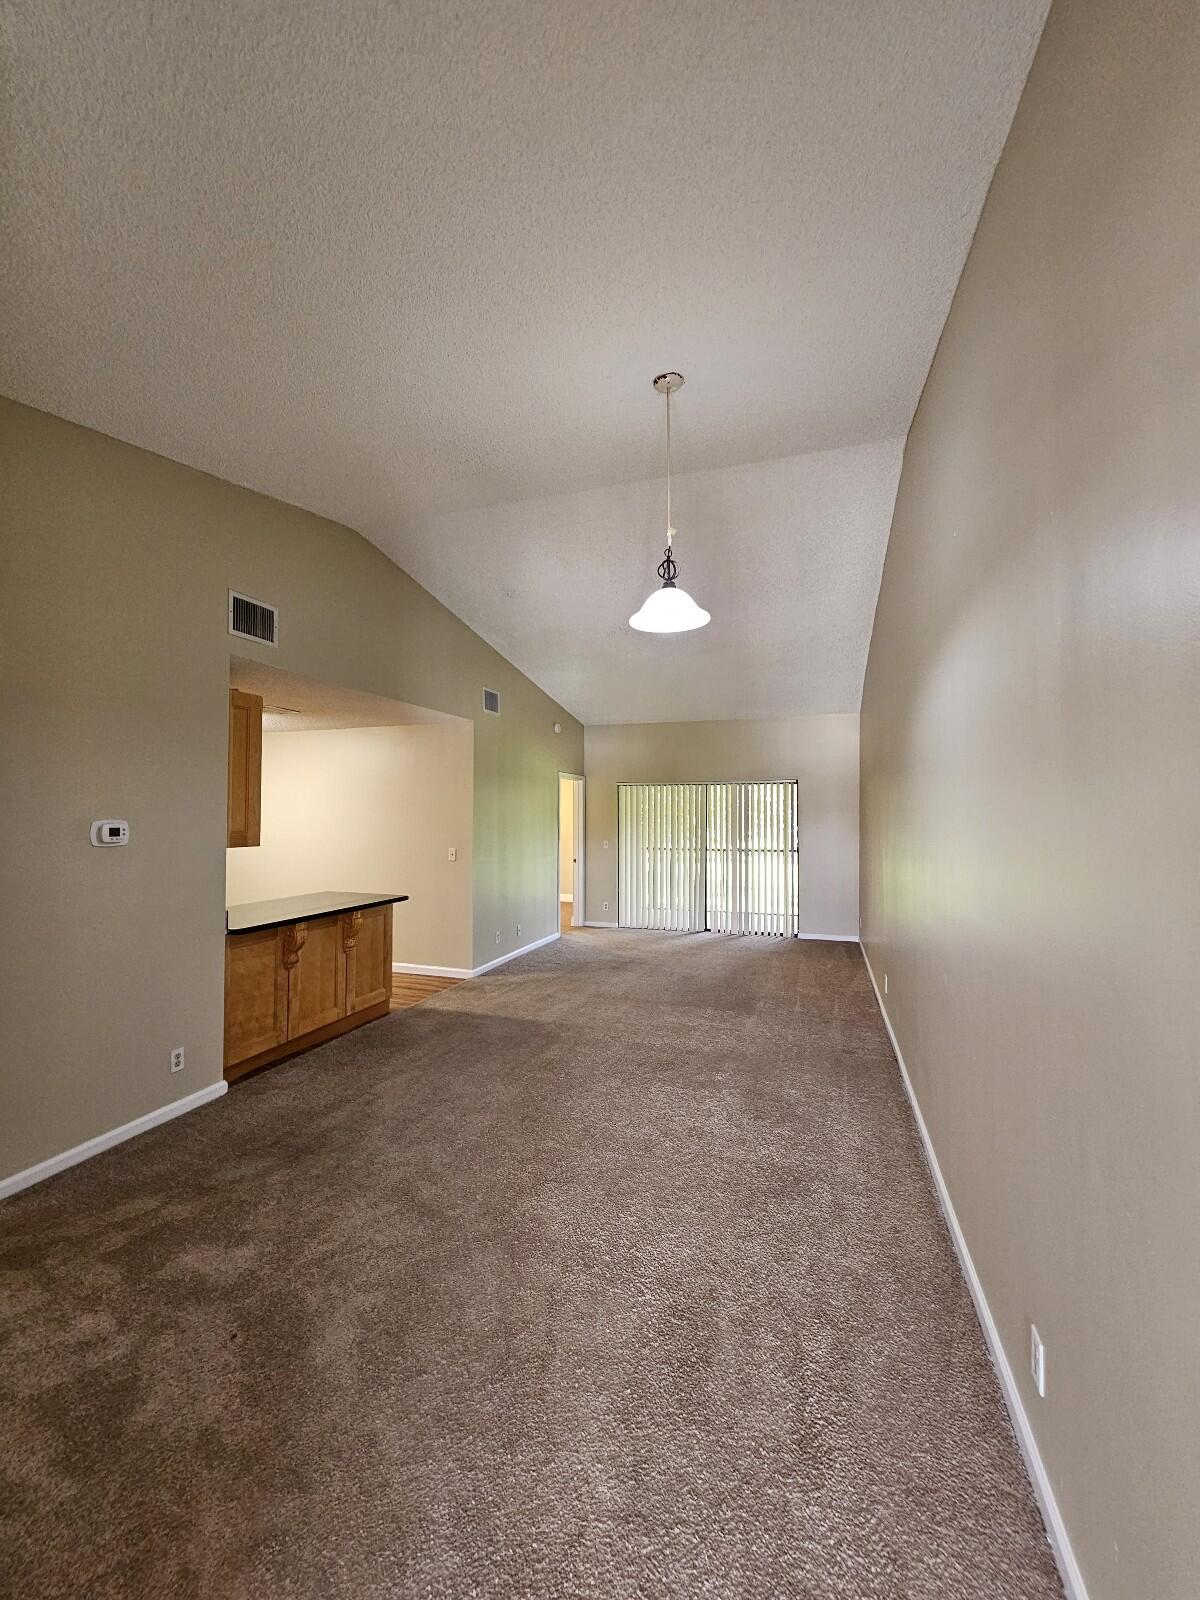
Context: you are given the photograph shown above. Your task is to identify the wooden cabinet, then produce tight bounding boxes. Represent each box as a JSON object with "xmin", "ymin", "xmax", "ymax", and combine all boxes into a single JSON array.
[
  {"xmin": 227, "ymin": 688, "xmax": 263, "ymax": 847},
  {"xmin": 224, "ymin": 925, "xmax": 288, "ymax": 1067},
  {"xmin": 224, "ymin": 907, "xmax": 394, "ymax": 1080},
  {"xmin": 344, "ymin": 906, "xmax": 392, "ymax": 1013},
  {"xmin": 284, "ymin": 916, "xmax": 346, "ymax": 1038}
]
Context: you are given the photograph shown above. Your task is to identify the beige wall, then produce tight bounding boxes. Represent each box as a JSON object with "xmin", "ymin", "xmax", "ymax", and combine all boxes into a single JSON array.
[
  {"xmin": 0, "ymin": 400, "xmax": 582, "ymax": 1182},
  {"xmin": 585, "ymin": 716, "xmax": 858, "ymax": 937},
  {"xmin": 860, "ymin": 2, "xmax": 1200, "ymax": 1596},
  {"xmin": 225, "ymin": 724, "xmax": 474, "ymax": 972}
]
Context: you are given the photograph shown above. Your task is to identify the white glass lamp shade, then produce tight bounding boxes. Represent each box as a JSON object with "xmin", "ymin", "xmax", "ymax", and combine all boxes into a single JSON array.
[{"xmin": 629, "ymin": 582, "xmax": 711, "ymax": 633}]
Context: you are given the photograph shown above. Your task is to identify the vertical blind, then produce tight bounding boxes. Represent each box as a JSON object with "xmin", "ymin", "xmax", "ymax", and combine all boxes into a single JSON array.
[
  {"xmin": 618, "ymin": 783, "xmax": 707, "ymax": 931},
  {"xmin": 706, "ymin": 781, "xmax": 799, "ymax": 935},
  {"xmin": 618, "ymin": 781, "xmax": 799, "ymax": 936}
]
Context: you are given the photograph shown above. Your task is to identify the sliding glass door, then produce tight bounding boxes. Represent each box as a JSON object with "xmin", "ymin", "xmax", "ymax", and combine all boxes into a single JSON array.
[
  {"xmin": 617, "ymin": 783, "xmax": 707, "ymax": 931},
  {"xmin": 705, "ymin": 781, "xmax": 799, "ymax": 935},
  {"xmin": 617, "ymin": 780, "xmax": 799, "ymax": 936}
]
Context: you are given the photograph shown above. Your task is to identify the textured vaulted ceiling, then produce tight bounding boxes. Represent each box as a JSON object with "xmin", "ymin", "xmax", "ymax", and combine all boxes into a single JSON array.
[
  {"xmin": 405, "ymin": 439, "xmax": 905, "ymax": 724},
  {"xmin": 0, "ymin": 0, "xmax": 1049, "ymax": 722}
]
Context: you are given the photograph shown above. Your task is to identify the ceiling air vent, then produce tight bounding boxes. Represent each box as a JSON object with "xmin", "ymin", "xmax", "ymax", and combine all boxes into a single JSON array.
[
  {"xmin": 482, "ymin": 688, "xmax": 500, "ymax": 715},
  {"xmin": 228, "ymin": 590, "xmax": 278, "ymax": 647}
]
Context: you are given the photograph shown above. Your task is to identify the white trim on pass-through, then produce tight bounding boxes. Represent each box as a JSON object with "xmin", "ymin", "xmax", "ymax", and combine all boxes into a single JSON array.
[{"xmin": 860, "ymin": 943, "xmax": 1089, "ymax": 1600}]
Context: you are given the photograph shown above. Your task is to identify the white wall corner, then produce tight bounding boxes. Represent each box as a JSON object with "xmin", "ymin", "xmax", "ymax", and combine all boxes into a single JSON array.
[{"xmin": 859, "ymin": 942, "xmax": 1090, "ymax": 1600}]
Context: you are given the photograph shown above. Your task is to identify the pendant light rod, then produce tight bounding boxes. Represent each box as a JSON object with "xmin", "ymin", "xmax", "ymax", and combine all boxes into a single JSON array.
[
  {"xmin": 665, "ymin": 381, "xmax": 672, "ymax": 544},
  {"xmin": 653, "ymin": 370, "xmax": 684, "ymax": 546},
  {"xmin": 630, "ymin": 372, "xmax": 709, "ymax": 634}
]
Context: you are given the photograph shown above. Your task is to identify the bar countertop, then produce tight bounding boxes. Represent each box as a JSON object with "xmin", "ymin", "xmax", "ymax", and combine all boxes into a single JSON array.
[{"xmin": 226, "ymin": 891, "xmax": 409, "ymax": 934}]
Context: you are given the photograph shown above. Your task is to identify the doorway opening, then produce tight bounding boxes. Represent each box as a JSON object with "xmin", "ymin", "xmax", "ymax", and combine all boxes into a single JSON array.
[{"xmin": 558, "ymin": 774, "xmax": 585, "ymax": 932}]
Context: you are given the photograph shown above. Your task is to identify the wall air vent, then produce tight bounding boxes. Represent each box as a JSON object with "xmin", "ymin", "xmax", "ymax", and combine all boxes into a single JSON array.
[
  {"xmin": 228, "ymin": 590, "xmax": 278, "ymax": 646},
  {"xmin": 482, "ymin": 688, "xmax": 500, "ymax": 715}
]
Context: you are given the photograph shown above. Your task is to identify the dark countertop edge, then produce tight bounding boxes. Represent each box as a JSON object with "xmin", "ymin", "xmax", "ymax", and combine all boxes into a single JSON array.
[{"xmin": 225, "ymin": 893, "xmax": 410, "ymax": 935}]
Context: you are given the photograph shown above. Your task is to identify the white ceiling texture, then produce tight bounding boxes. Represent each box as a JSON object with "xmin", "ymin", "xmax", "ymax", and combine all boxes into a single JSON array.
[{"xmin": 0, "ymin": 0, "xmax": 1049, "ymax": 723}]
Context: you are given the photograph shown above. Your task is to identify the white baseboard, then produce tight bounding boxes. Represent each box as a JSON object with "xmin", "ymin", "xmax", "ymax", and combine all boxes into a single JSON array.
[
  {"xmin": 394, "ymin": 931, "xmax": 562, "ymax": 982},
  {"xmin": 392, "ymin": 960, "xmax": 474, "ymax": 979},
  {"xmin": 471, "ymin": 930, "xmax": 560, "ymax": 976},
  {"xmin": 578, "ymin": 924, "xmax": 855, "ymax": 939},
  {"xmin": 859, "ymin": 943, "xmax": 1088, "ymax": 1600},
  {"xmin": 0, "ymin": 1080, "xmax": 228, "ymax": 1202}
]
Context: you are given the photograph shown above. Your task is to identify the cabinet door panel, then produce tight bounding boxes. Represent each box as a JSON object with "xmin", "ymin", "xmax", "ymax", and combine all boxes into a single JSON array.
[
  {"xmin": 225, "ymin": 929, "xmax": 287, "ymax": 1068},
  {"xmin": 227, "ymin": 689, "xmax": 263, "ymax": 848},
  {"xmin": 286, "ymin": 915, "xmax": 345, "ymax": 1038},
  {"xmin": 344, "ymin": 906, "xmax": 392, "ymax": 1014}
]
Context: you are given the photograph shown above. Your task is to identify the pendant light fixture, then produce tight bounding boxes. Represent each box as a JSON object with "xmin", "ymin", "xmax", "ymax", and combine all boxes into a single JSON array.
[{"xmin": 629, "ymin": 372, "xmax": 711, "ymax": 633}]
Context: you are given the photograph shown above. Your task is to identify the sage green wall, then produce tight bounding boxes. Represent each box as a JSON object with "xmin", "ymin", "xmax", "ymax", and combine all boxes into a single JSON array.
[
  {"xmin": 0, "ymin": 399, "xmax": 582, "ymax": 1182},
  {"xmin": 584, "ymin": 715, "xmax": 858, "ymax": 938},
  {"xmin": 860, "ymin": 2, "xmax": 1200, "ymax": 1595}
]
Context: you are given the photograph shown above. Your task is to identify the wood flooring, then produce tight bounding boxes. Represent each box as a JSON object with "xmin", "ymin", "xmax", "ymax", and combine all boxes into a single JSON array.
[{"xmin": 390, "ymin": 972, "xmax": 462, "ymax": 1010}]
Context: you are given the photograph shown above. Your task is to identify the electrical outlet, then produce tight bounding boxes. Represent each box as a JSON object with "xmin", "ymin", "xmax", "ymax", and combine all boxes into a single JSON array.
[
  {"xmin": 170, "ymin": 1046, "xmax": 185, "ymax": 1074},
  {"xmin": 495, "ymin": 930, "xmax": 501, "ymax": 945},
  {"xmin": 603, "ymin": 840, "xmax": 609, "ymax": 849},
  {"xmin": 447, "ymin": 846, "xmax": 457, "ymax": 862},
  {"xmin": 516, "ymin": 923, "xmax": 522, "ymax": 937},
  {"xmin": 1030, "ymin": 1323, "xmax": 1046, "ymax": 1397},
  {"xmin": 602, "ymin": 901, "xmax": 609, "ymax": 912}
]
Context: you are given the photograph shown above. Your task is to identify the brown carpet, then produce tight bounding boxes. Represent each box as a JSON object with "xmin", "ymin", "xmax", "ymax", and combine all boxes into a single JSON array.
[{"xmin": 0, "ymin": 930, "xmax": 1062, "ymax": 1599}]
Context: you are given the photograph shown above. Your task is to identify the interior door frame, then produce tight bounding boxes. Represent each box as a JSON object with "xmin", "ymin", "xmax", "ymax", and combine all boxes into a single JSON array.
[{"xmin": 557, "ymin": 772, "xmax": 585, "ymax": 929}]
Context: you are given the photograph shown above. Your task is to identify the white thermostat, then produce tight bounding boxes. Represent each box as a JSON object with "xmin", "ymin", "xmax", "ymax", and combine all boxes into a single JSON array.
[{"xmin": 90, "ymin": 820, "xmax": 129, "ymax": 847}]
